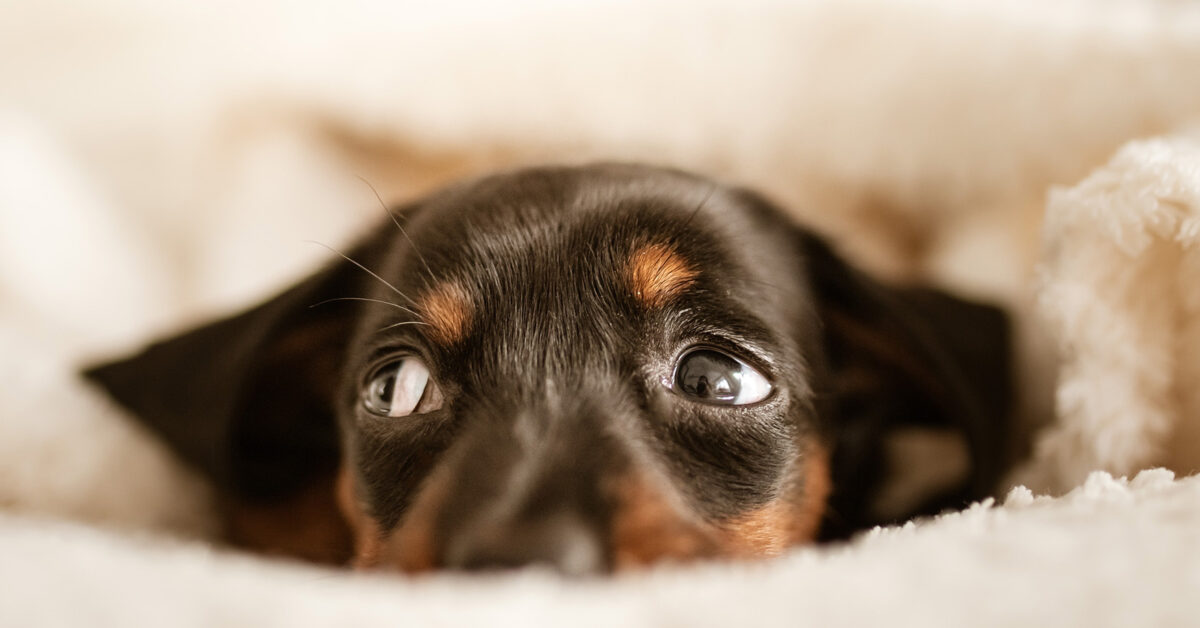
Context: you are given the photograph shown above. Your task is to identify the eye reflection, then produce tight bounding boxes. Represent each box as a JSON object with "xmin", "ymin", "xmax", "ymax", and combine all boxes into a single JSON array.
[{"xmin": 673, "ymin": 348, "xmax": 772, "ymax": 406}]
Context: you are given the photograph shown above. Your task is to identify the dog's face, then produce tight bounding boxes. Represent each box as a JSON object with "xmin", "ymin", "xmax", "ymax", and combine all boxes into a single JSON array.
[
  {"xmin": 341, "ymin": 166, "xmax": 833, "ymax": 573},
  {"xmin": 87, "ymin": 164, "xmax": 1011, "ymax": 574}
]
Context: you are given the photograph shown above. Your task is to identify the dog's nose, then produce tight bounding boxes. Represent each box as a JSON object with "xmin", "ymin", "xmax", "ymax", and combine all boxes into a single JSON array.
[{"xmin": 443, "ymin": 512, "xmax": 606, "ymax": 576}]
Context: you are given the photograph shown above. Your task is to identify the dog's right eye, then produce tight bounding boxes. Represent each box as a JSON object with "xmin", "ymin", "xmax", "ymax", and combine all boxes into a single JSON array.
[{"xmin": 362, "ymin": 357, "xmax": 444, "ymax": 417}]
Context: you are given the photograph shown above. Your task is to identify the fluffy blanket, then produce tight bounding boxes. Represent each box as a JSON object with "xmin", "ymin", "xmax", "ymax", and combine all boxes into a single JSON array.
[
  {"xmin": 3, "ymin": 471, "xmax": 1198, "ymax": 627},
  {"xmin": 3, "ymin": 0, "xmax": 1200, "ymax": 625},
  {"xmin": 1015, "ymin": 127, "xmax": 1200, "ymax": 494}
]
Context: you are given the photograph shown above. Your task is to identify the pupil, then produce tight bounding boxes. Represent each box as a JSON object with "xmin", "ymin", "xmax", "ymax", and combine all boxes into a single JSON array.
[{"xmin": 372, "ymin": 372, "xmax": 396, "ymax": 411}]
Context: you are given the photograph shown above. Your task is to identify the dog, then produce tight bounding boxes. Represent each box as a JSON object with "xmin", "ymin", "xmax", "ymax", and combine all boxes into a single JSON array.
[{"xmin": 86, "ymin": 163, "xmax": 1012, "ymax": 574}]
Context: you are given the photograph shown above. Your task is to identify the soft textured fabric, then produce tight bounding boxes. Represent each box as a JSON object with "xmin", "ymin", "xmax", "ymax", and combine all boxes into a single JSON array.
[
  {"xmin": 1014, "ymin": 128, "xmax": 1200, "ymax": 493},
  {"xmin": 2, "ymin": 470, "xmax": 1198, "ymax": 627}
]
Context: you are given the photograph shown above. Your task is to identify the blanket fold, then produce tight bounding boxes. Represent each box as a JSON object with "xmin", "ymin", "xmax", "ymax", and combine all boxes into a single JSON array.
[{"xmin": 1014, "ymin": 127, "xmax": 1200, "ymax": 494}]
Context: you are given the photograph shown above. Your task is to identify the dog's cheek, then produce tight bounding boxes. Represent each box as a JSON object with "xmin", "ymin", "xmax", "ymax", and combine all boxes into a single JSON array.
[
  {"xmin": 653, "ymin": 413, "xmax": 796, "ymax": 519},
  {"xmin": 347, "ymin": 412, "xmax": 462, "ymax": 570},
  {"xmin": 376, "ymin": 463, "xmax": 458, "ymax": 573},
  {"xmin": 223, "ymin": 471, "xmax": 354, "ymax": 565},
  {"xmin": 716, "ymin": 501, "xmax": 792, "ymax": 557},
  {"xmin": 608, "ymin": 472, "xmax": 720, "ymax": 569},
  {"xmin": 716, "ymin": 439, "xmax": 831, "ymax": 556},
  {"xmin": 790, "ymin": 440, "xmax": 832, "ymax": 542},
  {"xmin": 335, "ymin": 466, "xmax": 385, "ymax": 569}
]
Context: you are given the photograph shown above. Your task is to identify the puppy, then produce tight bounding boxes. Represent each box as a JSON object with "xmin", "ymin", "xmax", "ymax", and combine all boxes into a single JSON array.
[{"xmin": 86, "ymin": 163, "xmax": 1012, "ymax": 574}]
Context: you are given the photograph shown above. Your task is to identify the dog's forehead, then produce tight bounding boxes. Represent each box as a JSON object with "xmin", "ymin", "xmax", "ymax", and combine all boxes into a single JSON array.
[
  {"xmin": 406, "ymin": 172, "xmax": 747, "ymax": 302},
  {"xmin": 369, "ymin": 166, "xmax": 808, "ymax": 366},
  {"xmin": 421, "ymin": 168, "xmax": 706, "ymax": 240},
  {"xmin": 404, "ymin": 167, "xmax": 755, "ymax": 282}
]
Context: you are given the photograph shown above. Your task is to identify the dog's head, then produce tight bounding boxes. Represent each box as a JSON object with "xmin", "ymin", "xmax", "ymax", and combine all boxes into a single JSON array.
[{"xmin": 86, "ymin": 164, "xmax": 1011, "ymax": 573}]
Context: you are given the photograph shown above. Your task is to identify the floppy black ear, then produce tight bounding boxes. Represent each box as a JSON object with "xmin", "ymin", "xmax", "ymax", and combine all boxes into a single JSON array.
[
  {"xmin": 798, "ymin": 232, "xmax": 1013, "ymax": 540},
  {"xmin": 84, "ymin": 223, "xmax": 393, "ymax": 505}
]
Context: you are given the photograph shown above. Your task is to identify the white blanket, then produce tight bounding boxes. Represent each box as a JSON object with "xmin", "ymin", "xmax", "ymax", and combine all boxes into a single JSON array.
[
  {"xmin": 1015, "ymin": 128, "xmax": 1200, "ymax": 494},
  {"xmin": 3, "ymin": 0, "xmax": 1200, "ymax": 625},
  {"xmin": 3, "ymin": 470, "xmax": 1198, "ymax": 628}
]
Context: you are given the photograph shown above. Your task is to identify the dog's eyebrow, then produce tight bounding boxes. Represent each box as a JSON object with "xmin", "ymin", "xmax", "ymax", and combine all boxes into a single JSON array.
[
  {"xmin": 627, "ymin": 243, "xmax": 699, "ymax": 308},
  {"xmin": 419, "ymin": 281, "xmax": 473, "ymax": 346}
]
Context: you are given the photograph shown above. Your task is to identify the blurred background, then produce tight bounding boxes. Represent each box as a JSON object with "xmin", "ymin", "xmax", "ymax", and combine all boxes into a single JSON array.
[{"xmin": 2, "ymin": 0, "xmax": 1200, "ymax": 521}]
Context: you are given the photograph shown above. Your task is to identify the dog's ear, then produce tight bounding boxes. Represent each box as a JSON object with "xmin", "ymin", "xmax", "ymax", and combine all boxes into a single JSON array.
[
  {"xmin": 84, "ymin": 221, "xmax": 395, "ymax": 505},
  {"xmin": 797, "ymin": 232, "xmax": 1013, "ymax": 539}
]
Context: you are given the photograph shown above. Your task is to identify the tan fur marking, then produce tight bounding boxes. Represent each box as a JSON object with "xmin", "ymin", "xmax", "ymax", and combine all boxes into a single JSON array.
[
  {"xmin": 223, "ymin": 473, "xmax": 352, "ymax": 565},
  {"xmin": 420, "ymin": 282, "xmax": 473, "ymax": 346},
  {"xmin": 719, "ymin": 501, "xmax": 791, "ymax": 557},
  {"xmin": 336, "ymin": 466, "xmax": 383, "ymax": 569},
  {"xmin": 628, "ymin": 243, "xmax": 699, "ymax": 308},
  {"xmin": 718, "ymin": 440, "xmax": 831, "ymax": 555},
  {"xmin": 610, "ymin": 473, "xmax": 717, "ymax": 569},
  {"xmin": 790, "ymin": 441, "xmax": 832, "ymax": 542},
  {"xmin": 381, "ymin": 464, "xmax": 458, "ymax": 573}
]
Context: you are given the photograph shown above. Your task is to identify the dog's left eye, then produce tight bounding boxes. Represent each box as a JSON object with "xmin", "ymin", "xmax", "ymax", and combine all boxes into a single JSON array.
[
  {"xmin": 362, "ymin": 357, "xmax": 444, "ymax": 417},
  {"xmin": 673, "ymin": 348, "xmax": 772, "ymax": 405}
]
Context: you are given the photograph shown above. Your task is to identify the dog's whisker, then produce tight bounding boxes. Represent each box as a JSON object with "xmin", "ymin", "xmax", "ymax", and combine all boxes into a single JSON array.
[
  {"xmin": 681, "ymin": 182, "xmax": 718, "ymax": 229},
  {"xmin": 356, "ymin": 175, "xmax": 437, "ymax": 284},
  {"xmin": 309, "ymin": 297, "xmax": 421, "ymax": 317},
  {"xmin": 305, "ymin": 240, "xmax": 419, "ymax": 307},
  {"xmin": 742, "ymin": 277, "xmax": 786, "ymax": 292},
  {"xmin": 377, "ymin": 320, "xmax": 432, "ymax": 334}
]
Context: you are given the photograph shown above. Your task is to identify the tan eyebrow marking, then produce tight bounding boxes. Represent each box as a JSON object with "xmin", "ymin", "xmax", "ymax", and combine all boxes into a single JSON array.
[
  {"xmin": 627, "ymin": 243, "xmax": 699, "ymax": 308},
  {"xmin": 419, "ymin": 281, "xmax": 473, "ymax": 346}
]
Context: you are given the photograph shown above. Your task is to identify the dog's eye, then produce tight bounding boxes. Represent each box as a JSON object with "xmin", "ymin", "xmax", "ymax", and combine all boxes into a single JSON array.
[
  {"xmin": 673, "ymin": 348, "xmax": 772, "ymax": 405},
  {"xmin": 362, "ymin": 357, "xmax": 444, "ymax": 417}
]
